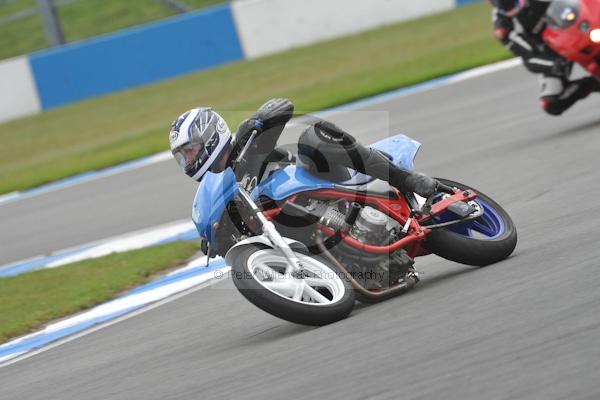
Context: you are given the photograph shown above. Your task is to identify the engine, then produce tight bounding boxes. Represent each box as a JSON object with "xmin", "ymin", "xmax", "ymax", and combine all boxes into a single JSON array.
[
  {"xmin": 335, "ymin": 244, "xmax": 415, "ymax": 290},
  {"xmin": 350, "ymin": 206, "xmax": 398, "ymax": 245},
  {"xmin": 301, "ymin": 200, "xmax": 415, "ymax": 290}
]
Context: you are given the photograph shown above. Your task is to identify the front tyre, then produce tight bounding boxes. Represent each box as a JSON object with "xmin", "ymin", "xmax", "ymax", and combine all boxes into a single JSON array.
[
  {"xmin": 228, "ymin": 244, "xmax": 355, "ymax": 326},
  {"xmin": 425, "ymin": 178, "xmax": 517, "ymax": 266}
]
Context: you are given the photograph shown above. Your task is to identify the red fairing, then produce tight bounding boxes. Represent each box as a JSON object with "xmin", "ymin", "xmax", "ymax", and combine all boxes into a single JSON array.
[{"xmin": 542, "ymin": 0, "xmax": 600, "ymax": 79}]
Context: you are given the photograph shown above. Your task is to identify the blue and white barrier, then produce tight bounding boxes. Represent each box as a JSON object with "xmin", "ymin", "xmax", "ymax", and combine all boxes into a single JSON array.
[
  {"xmin": 0, "ymin": 0, "xmax": 482, "ymax": 122},
  {"xmin": 30, "ymin": 5, "xmax": 243, "ymax": 109},
  {"xmin": 0, "ymin": 56, "xmax": 41, "ymax": 121},
  {"xmin": 232, "ymin": 0, "xmax": 456, "ymax": 59}
]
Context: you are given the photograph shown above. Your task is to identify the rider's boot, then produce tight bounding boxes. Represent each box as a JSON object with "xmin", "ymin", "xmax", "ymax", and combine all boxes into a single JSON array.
[
  {"xmin": 541, "ymin": 76, "xmax": 599, "ymax": 116},
  {"xmin": 356, "ymin": 142, "xmax": 440, "ymax": 197}
]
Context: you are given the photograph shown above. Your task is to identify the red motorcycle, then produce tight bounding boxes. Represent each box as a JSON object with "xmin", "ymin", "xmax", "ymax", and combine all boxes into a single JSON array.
[{"xmin": 542, "ymin": 0, "xmax": 600, "ymax": 79}]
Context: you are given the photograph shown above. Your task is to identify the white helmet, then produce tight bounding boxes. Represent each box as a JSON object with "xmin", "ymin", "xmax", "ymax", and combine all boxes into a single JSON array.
[{"xmin": 169, "ymin": 108, "xmax": 232, "ymax": 181}]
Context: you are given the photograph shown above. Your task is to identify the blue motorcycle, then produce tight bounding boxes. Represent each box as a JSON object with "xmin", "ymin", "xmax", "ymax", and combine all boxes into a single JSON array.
[{"xmin": 192, "ymin": 127, "xmax": 517, "ymax": 326}]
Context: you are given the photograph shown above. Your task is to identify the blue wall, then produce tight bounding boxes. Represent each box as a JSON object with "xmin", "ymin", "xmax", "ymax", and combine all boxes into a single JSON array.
[
  {"xmin": 22, "ymin": 1, "xmax": 481, "ymax": 112},
  {"xmin": 30, "ymin": 5, "xmax": 243, "ymax": 109}
]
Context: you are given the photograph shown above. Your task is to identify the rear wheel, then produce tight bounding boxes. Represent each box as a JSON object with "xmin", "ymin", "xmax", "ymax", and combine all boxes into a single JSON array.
[
  {"xmin": 228, "ymin": 244, "xmax": 355, "ymax": 326},
  {"xmin": 424, "ymin": 178, "xmax": 517, "ymax": 266}
]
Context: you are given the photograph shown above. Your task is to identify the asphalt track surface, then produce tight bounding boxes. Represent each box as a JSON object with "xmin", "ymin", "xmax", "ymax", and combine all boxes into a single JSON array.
[{"xmin": 2, "ymin": 65, "xmax": 600, "ymax": 399}]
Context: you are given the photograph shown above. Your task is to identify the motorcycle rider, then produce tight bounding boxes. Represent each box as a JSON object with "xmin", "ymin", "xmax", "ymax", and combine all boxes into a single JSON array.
[
  {"xmin": 490, "ymin": 0, "xmax": 599, "ymax": 115},
  {"xmin": 169, "ymin": 98, "xmax": 443, "ymax": 199}
]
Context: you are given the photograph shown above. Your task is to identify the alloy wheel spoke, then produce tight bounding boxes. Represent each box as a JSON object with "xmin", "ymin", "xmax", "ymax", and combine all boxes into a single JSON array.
[
  {"xmin": 451, "ymin": 225, "xmax": 472, "ymax": 236},
  {"xmin": 249, "ymin": 250, "xmax": 345, "ymax": 305},
  {"xmin": 472, "ymin": 220, "xmax": 496, "ymax": 237},
  {"xmin": 261, "ymin": 279, "xmax": 298, "ymax": 297},
  {"xmin": 255, "ymin": 263, "xmax": 282, "ymax": 281},
  {"xmin": 303, "ymin": 277, "xmax": 332, "ymax": 290},
  {"xmin": 302, "ymin": 284, "xmax": 331, "ymax": 304},
  {"xmin": 292, "ymin": 280, "xmax": 305, "ymax": 301}
]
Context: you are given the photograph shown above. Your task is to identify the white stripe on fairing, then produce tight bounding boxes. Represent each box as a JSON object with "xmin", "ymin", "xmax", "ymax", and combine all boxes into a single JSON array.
[{"xmin": 0, "ymin": 58, "xmax": 522, "ymax": 206}]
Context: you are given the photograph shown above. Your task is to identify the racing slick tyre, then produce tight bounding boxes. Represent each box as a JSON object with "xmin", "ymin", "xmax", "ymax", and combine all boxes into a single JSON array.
[{"xmin": 424, "ymin": 178, "xmax": 517, "ymax": 266}]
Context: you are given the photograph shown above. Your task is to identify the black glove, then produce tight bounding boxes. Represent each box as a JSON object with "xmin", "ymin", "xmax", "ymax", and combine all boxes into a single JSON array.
[
  {"xmin": 230, "ymin": 117, "xmax": 262, "ymax": 162},
  {"xmin": 404, "ymin": 172, "xmax": 440, "ymax": 198},
  {"xmin": 252, "ymin": 98, "xmax": 294, "ymax": 131},
  {"xmin": 236, "ymin": 117, "xmax": 263, "ymax": 139}
]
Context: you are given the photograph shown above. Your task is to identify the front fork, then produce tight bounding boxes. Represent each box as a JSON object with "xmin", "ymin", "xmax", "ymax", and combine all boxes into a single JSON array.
[{"xmin": 237, "ymin": 189, "xmax": 303, "ymax": 274}]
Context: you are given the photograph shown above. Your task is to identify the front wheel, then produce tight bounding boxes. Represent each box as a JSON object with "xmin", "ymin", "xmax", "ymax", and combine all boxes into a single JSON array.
[
  {"xmin": 424, "ymin": 178, "xmax": 517, "ymax": 266},
  {"xmin": 228, "ymin": 244, "xmax": 355, "ymax": 326}
]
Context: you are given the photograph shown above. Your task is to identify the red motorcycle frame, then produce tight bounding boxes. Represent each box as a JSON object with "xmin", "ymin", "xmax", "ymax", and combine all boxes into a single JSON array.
[
  {"xmin": 263, "ymin": 187, "xmax": 478, "ymax": 259},
  {"xmin": 258, "ymin": 185, "xmax": 484, "ymax": 301}
]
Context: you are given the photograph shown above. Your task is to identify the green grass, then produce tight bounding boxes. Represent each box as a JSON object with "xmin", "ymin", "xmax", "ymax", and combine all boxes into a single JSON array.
[
  {"xmin": 0, "ymin": 0, "xmax": 226, "ymax": 60},
  {"xmin": 0, "ymin": 240, "xmax": 199, "ymax": 343},
  {"xmin": 0, "ymin": 2, "xmax": 510, "ymax": 195}
]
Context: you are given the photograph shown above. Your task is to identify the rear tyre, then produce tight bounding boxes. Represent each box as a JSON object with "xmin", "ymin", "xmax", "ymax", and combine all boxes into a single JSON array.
[
  {"xmin": 228, "ymin": 244, "xmax": 355, "ymax": 326},
  {"xmin": 424, "ymin": 178, "xmax": 517, "ymax": 266}
]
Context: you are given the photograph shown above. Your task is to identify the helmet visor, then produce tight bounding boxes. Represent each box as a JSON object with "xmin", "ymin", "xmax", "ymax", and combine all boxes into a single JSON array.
[{"xmin": 173, "ymin": 142, "xmax": 209, "ymax": 173}]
